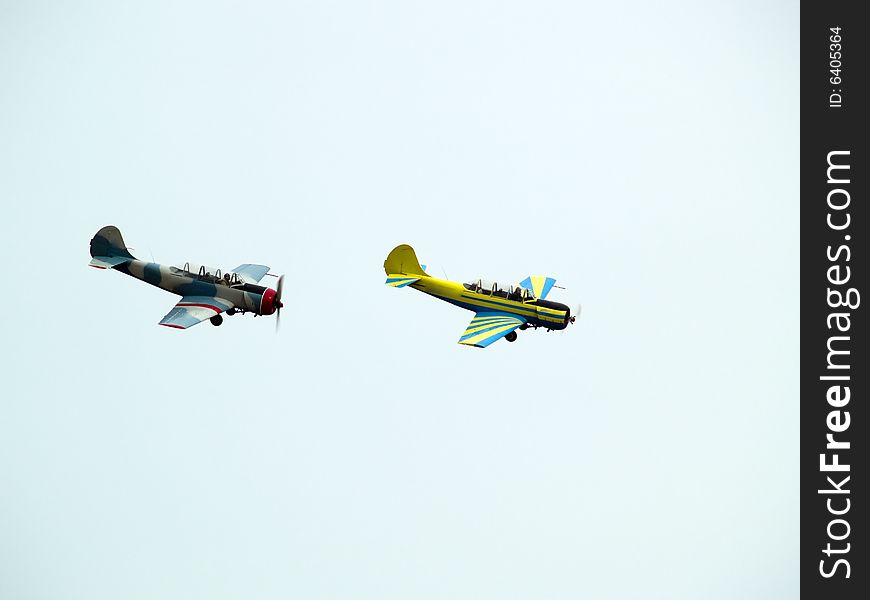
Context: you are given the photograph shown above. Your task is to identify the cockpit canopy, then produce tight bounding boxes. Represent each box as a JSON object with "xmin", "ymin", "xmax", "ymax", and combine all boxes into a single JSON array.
[
  {"xmin": 171, "ymin": 262, "xmax": 244, "ymax": 285},
  {"xmin": 463, "ymin": 278, "xmax": 534, "ymax": 300}
]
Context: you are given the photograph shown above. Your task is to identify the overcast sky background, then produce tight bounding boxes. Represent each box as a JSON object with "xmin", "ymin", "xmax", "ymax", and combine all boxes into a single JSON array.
[{"xmin": 1, "ymin": 2, "xmax": 798, "ymax": 598}]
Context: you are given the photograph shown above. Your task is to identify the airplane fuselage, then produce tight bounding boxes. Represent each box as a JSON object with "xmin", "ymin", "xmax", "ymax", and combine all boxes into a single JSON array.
[
  {"xmin": 110, "ymin": 260, "xmax": 277, "ymax": 315},
  {"xmin": 409, "ymin": 276, "xmax": 572, "ymax": 330}
]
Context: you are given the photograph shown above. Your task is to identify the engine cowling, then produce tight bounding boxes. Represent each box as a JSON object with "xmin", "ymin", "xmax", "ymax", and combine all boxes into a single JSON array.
[
  {"xmin": 259, "ymin": 287, "xmax": 278, "ymax": 315},
  {"xmin": 534, "ymin": 299, "xmax": 571, "ymax": 330}
]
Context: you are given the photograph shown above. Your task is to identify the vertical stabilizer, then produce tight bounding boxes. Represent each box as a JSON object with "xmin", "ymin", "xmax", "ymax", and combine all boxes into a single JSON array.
[
  {"xmin": 383, "ymin": 244, "xmax": 429, "ymax": 277},
  {"xmin": 90, "ymin": 225, "xmax": 136, "ymax": 260}
]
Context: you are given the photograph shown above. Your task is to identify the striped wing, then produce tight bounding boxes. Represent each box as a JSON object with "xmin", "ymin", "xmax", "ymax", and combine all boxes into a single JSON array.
[
  {"xmin": 518, "ymin": 276, "xmax": 557, "ymax": 300},
  {"xmin": 158, "ymin": 296, "xmax": 235, "ymax": 329},
  {"xmin": 458, "ymin": 312, "xmax": 526, "ymax": 348}
]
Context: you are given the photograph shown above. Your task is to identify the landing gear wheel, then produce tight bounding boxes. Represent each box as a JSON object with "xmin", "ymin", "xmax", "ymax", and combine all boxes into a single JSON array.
[
  {"xmin": 519, "ymin": 324, "xmax": 529, "ymax": 331},
  {"xmin": 210, "ymin": 314, "xmax": 224, "ymax": 327},
  {"xmin": 505, "ymin": 331, "xmax": 518, "ymax": 342},
  {"xmin": 227, "ymin": 308, "xmax": 237, "ymax": 316}
]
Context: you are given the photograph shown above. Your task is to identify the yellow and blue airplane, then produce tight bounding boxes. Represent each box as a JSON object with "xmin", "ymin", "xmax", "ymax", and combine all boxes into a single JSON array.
[{"xmin": 384, "ymin": 244, "xmax": 578, "ymax": 348}]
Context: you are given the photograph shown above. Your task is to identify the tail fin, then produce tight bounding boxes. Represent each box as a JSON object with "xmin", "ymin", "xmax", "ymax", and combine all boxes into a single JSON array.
[
  {"xmin": 90, "ymin": 226, "xmax": 135, "ymax": 259},
  {"xmin": 89, "ymin": 225, "xmax": 135, "ymax": 268},
  {"xmin": 384, "ymin": 244, "xmax": 429, "ymax": 277}
]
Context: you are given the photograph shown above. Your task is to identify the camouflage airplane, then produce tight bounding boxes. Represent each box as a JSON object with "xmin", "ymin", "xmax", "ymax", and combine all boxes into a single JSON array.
[
  {"xmin": 88, "ymin": 225, "xmax": 283, "ymax": 330},
  {"xmin": 384, "ymin": 244, "xmax": 578, "ymax": 348}
]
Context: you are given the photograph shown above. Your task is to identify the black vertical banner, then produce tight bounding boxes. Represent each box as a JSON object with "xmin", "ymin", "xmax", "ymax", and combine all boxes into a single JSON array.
[{"xmin": 802, "ymin": 3, "xmax": 868, "ymax": 598}]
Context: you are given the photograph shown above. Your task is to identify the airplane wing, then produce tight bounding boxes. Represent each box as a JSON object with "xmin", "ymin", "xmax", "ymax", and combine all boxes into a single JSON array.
[
  {"xmin": 518, "ymin": 276, "xmax": 557, "ymax": 300},
  {"xmin": 458, "ymin": 311, "xmax": 526, "ymax": 348},
  {"xmin": 230, "ymin": 264, "xmax": 270, "ymax": 284},
  {"xmin": 158, "ymin": 296, "xmax": 235, "ymax": 329}
]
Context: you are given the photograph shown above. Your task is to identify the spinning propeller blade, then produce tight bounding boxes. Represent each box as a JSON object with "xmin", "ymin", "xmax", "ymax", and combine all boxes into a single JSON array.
[
  {"xmin": 275, "ymin": 274, "xmax": 284, "ymax": 333},
  {"xmin": 571, "ymin": 303, "xmax": 581, "ymax": 324}
]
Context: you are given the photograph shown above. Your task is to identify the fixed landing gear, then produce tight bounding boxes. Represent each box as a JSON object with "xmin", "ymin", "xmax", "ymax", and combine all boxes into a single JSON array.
[
  {"xmin": 505, "ymin": 330, "xmax": 518, "ymax": 343},
  {"xmin": 210, "ymin": 314, "xmax": 224, "ymax": 327},
  {"xmin": 226, "ymin": 308, "xmax": 237, "ymax": 316}
]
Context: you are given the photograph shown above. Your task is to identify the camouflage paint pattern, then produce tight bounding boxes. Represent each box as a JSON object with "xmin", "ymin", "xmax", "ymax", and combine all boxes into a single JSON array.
[{"xmin": 89, "ymin": 226, "xmax": 279, "ymax": 327}]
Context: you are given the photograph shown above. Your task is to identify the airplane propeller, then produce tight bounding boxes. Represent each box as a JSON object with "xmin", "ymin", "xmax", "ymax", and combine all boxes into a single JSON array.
[
  {"xmin": 275, "ymin": 274, "xmax": 285, "ymax": 332},
  {"xmin": 571, "ymin": 303, "xmax": 581, "ymax": 324},
  {"xmin": 559, "ymin": 303, "xmax": 581, "ymax": 335}
]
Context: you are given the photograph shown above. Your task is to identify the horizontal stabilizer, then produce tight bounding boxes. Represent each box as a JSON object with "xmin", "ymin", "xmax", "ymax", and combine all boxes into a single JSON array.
[
  {"xmin": 385, "ymin": 274, "xmax": 420, "ymax": 288},
  {"xmin": 519, "ymin": 276, "xmax": 557, "ymax": 300},
  {"xmin": 89, "ymin": 255, "xmax": 131, "ymax": 270}
]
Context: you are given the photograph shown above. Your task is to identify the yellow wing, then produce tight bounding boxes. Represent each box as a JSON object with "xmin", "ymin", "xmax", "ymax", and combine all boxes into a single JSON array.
[{"xmin": 458, "ymin": 312, "xmax": 526, "ymax": 348}]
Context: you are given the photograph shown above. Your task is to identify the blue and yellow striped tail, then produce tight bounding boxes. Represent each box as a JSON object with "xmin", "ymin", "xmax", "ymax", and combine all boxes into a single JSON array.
[{"xmin": 385, "ymin": 274, "xmax": 420, "ymax": 288}]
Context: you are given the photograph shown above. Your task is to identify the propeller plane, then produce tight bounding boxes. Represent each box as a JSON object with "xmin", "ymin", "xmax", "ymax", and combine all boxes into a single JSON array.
[
  {"xmin": 88, "ymin": 225, "xmax": 284, "ymax": 330},
  {"xmin": 384, "ymin": 244, "xmax": 578, "ymax": 348}
]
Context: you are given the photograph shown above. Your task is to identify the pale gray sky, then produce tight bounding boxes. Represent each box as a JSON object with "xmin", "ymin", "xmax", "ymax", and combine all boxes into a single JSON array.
[{"xmin": 1, "ymin": 2, "xmax": 798, "ymax": 599}]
